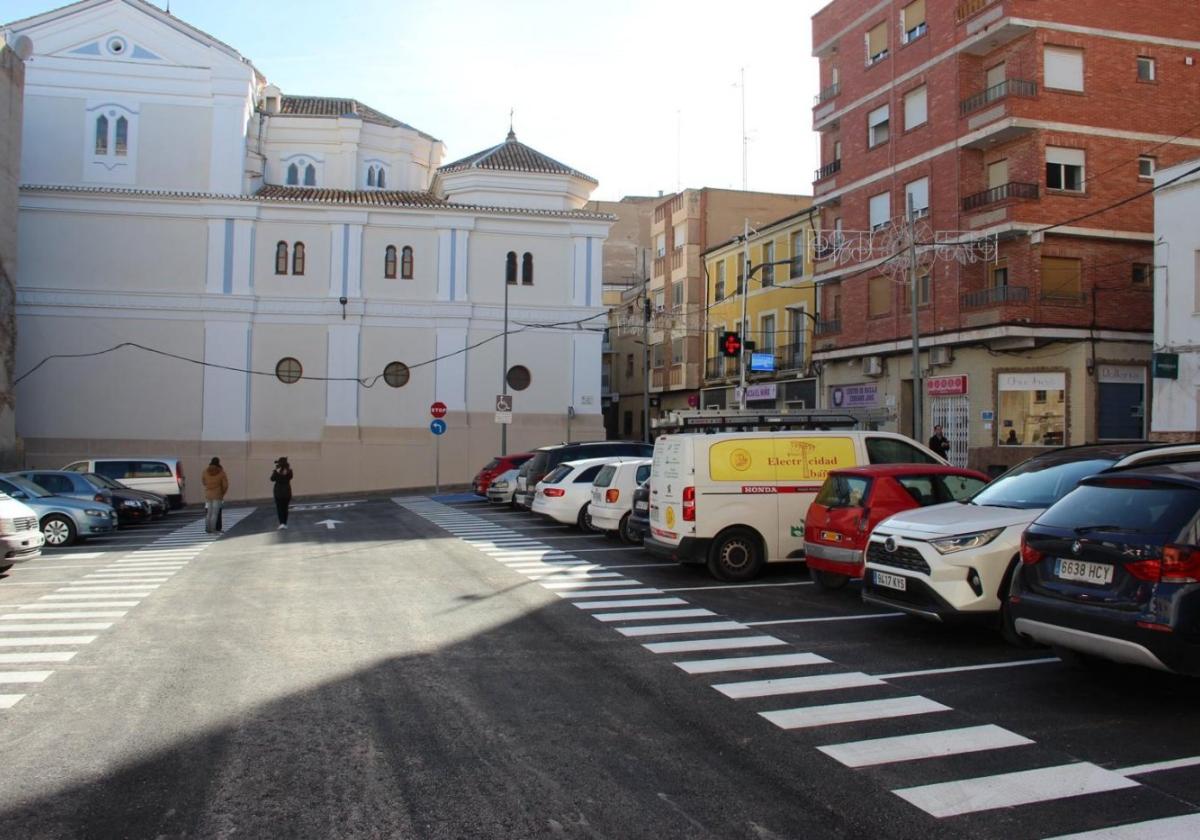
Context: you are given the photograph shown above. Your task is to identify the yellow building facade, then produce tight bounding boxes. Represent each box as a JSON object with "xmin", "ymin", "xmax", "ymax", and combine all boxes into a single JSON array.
[{"xmin": 701, "ymin": 208, "xmax": 821, "ymax": 410}]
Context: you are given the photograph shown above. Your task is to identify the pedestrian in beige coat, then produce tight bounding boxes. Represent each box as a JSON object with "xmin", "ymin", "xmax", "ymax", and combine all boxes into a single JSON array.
[{"xmin": 202, "ymin": 457, "xmax": 230, "ymax": 533}]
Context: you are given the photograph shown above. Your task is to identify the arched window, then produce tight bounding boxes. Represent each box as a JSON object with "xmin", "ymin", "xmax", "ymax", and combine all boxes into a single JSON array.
[
  {"xmin": 505, "ymin": 251, "xmax": 517, "ymax": 285},
  {"xmin": 377, "ymin": 168, "xmax": 386, "ymax": 189},
  {"xmin": 384, "ymin": 245, "xmax": 397, "ymax": 279},
  {"xmin": 401, "ymin": 246, "xmax": 414, "ymax": 279},
  {"xmin": 367, "ymin": 167, "xmax": 376, "ymax": 188},
  {"xmin": 522, "ymin": 252, "xmax": 534, "ymax": 285},
  {"xmin": 115, "ymin": 116, "xmax": 128, "ymax": 156},
  {"xmin": 304, "ymin": 164, "xmax": 316, "ymax": 186},
  {"xmin": 286, "ymin": 163, "xmax": 299, "ymax": 185},
  {"xmin": 292, "ymin": 242, "xmax": 306, "ymax": 275},
  {"xmin": 95, "ymin": 115, "xmax": 109, "ymax": 155},
  {"xmin": 275, "ymin": 241, "xmax": 289, "ymax": 275}
]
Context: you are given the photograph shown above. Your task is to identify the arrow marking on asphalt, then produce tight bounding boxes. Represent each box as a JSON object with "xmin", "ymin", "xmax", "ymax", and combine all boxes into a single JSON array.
[{"xmin": 315, "ymin": 519, "xmax": 342, "ymax": 530}]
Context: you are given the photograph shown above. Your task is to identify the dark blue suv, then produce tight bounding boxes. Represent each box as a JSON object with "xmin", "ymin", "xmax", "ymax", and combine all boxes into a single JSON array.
[{"xmin": 1010, "ymin": 461, "xmax": 1200, "ymax": 675}]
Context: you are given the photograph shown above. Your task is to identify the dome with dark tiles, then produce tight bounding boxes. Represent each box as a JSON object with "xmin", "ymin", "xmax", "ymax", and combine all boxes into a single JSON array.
[{"xmin": 438, "ymin": 131, "xmax": 597, "ymax": 184}]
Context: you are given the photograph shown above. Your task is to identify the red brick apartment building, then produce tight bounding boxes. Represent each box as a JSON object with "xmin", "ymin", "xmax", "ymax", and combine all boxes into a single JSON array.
[{"xmin": 810, "ymin": 0, "xmax": 1200, "ymax": 472}]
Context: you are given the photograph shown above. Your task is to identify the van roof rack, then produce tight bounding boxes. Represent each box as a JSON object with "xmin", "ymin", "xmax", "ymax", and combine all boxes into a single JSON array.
[{"xmin": 652, "ymin": 408, "xmax": 891, "ymax": 434}]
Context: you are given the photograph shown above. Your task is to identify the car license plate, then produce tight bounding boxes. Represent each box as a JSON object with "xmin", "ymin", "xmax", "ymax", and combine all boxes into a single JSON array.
[
  {"xmin": 635, "ymin": 501, "xmax": 648, "ymax": 512},
  {"xmin": 1055, "ymin": 558, "xmax": 1114, "ymax": 585},
  {"xmin": 820, "ymin": 530, "xmax": 843, "ymax": 543},
  {"xmin": 873, "ymin": 571, "xmax": 907, "ymax": 591}
]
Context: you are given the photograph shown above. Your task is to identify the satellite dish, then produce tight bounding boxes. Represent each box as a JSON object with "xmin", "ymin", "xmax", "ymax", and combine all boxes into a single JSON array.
[{"xmin": 11, "ymin": 35, "xmax": 34, "ymax": 61}]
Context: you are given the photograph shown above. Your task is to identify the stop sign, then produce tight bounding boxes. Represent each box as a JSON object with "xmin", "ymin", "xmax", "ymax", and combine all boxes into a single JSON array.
[{"xmin": 430, "ymin": 401, "xmax": 447, "ymax": 418}]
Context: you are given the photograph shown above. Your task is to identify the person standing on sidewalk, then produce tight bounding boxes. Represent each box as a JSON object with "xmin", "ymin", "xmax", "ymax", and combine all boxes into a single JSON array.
[
  {"xmin": 271, "ymin": 457, "xmax": 293, "ymax": 529},
  {"xmin": 928, "ymin": 425, "xmax": 952, "ymax": 461},
  {"xmin": 202, "ymin": 457, "xmax": 229, "ymax": 533}
]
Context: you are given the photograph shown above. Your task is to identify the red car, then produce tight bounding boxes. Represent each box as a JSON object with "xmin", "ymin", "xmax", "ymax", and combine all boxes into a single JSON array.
[
  {"xmin": 804, "ymin": 464, "xmax": 990, "ymax": 590},
  {"xmin": 472, "ymin": 453, "xmax": 535, "ymax": 497}
]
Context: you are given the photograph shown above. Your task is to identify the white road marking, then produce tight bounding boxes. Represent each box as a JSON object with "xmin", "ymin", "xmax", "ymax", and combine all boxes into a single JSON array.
[
  {"xmin": 662, "ymin": 582, "xmax": 815, "ymax": 593},
  {"xmin": 0, "ymin": 694, "xmax": 24, "ymax": 708},
  {"xmin": 47, "ymin": 552, "xmax": 103, "ymax": 560},
  {"xmin": 0, "ymin": 652, "xmax": 76, "ymax": 663},
  {"xmin": 618, "ymin": 621, "xmax": 749, "ymax": 638},
  {"xmin": 41, "ymin": 594, "xmax": 145, "ymax": 601},
  {"xmin": 594, "ymin": 609, "xmax": 716, "ymax": 622},
  {"xmin": 0, "ymin": 671, "xmax": 53, "ymax": 683},
  {"xmin": 60, "ymin": 585, "xmax": 159, "ymax": 591},
  {"xmin": 19, "ymin": 603, "xmax": 134, "ymax": 609},
  {"xmin": 566, "ymin": 547, "xmax": 646, "ymax": 553},
  {"xmin": 644, "ymin": 636, "xmax": 786, "ymax": 654},
  {"xmin": 877, "ymin": 658, "xmax": 1061, "ymax": 680},
  {"xmin": 0, "ymin": 635, "xmax": 96, "ymax": 646},
  {"xmin": 893, "ymin": 763, "xmax": 1139, "ymax": 818},
  {"xmin": 0, "ymin": 623, "xmax": 113, "ymax": 631},
  {"xmin": 1044, "ymin": 814, "xmax": 1200, "ymax": 839},
  {"xmin": 573, "ymin": 598, "xmax": 688, "ymax": 610},
  {"xmin": 542, "ymin": 580, "xmax": 644, "ymax": 590},
  {"xmin": 715, "ymin": 672, "xmax": 884, "ymax": 699},
  {"xmin": 747, "ymin": 613, "xmax": 905, "ymax": 626},
  {"xmin": 527, "ymin": 572, "xmax": 624, "ymax": 580},
  {"xmin": 557, "ymin": 588, "xmax": 664, "ymax": 598},
  {"xmin": 675, "ymin": 653, "xmax": 831, "ymax": 674},
  {"xmin": 761, "ymin": 696, "xmax": 950, "ymax": 730},
  {"xmin": 1116, "ymin": 755, "xmax": 1200, "ymax": 776},
  {"xmin": 818, "ymin": 725, "xmax": 1035, "ymax": 768}
]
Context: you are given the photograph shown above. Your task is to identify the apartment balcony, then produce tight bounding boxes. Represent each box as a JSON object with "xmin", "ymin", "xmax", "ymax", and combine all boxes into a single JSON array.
[
  {"xmin": 814, "ymin": 82, "xmax": 840, "ymax": 106},
  {"xmin": 960, "ymin": 79, "xmax": 1037, "ymax": 117},
  {"xmin": 705, "ymin": 357, "xmax": 740, "ymax": 381},
  {"xmin": 814, "ymin": 318, "xmax": 841, "ymax": 336},
  {"xmin": 961, "ymin": 181, "xmax": 1038, "ymax": 212},
  {"xmin": 960, "ymin": 285, "xmax": 1030, "ymax": 309},
  {"xmin": 955, "ymin": 0, "xmax": 999, "ymax": 24},
  {"xmin": 653, "ymin": 255, "xmax": 667, "ymax": 278},
  {"xmin": 601, "ymin": 328, "xmax": 613, "ymax": 353},
  {"xmin": 670, "ymin": 250, "xmax": 684, "ymax": 273},
  {"xmin": 814, "ymin": 159, "xmax": 842, "ymax": 182},
  {"xmin": 779, "ymin": 342, "xmax": 808, "ymax": 371}
]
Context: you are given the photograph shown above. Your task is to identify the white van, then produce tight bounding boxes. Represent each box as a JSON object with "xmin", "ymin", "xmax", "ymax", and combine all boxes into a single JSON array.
[
  {"xmin": 645, "ymin": 431, "xmax": 944, "ymax": 581},
  {"xmin": 62, "ymin": 458, "xmax": 186, "ymax": 509},
  {"xmin": 0, "ymin": 490, "xmax": 45, "ymax": 572}
]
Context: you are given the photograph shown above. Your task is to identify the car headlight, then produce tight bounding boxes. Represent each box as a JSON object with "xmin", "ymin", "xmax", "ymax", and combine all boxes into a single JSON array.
[
  {"xmin": 493, "ymin": 480, "xmax": 509, "ymax": 489},
  {"xmin": 929, "ymin": 528, "xmax": 1004, "ymax": 555},
  {"xmin": 84, "ymin": 509, "xmax": 107, "ymax": 517}
]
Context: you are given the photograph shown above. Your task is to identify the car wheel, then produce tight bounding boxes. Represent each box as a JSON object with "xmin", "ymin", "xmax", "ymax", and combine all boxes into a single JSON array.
[
  {"xmin": 576, "ymin": 503, "xmax": 594, "ymax": 532},
  {"xmin": 618, "ymin": 512, "xmax": 639, "ymax": 545},
  {"xmin": 707, "ymin": 527, "xmax": 764, "ymax": 582},
  {"xmin": 812, "ymin": 569, "xmax": 850, "ymax": 590},
  {"xmin": 41, "ymin": 514, "xmax": 77, "ymax": 547}
]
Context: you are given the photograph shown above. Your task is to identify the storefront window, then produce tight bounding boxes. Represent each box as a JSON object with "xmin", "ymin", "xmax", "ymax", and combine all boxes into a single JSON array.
[{"xmin": 998, "ymin": 372, "xmax": 1066, "ymax": 446}]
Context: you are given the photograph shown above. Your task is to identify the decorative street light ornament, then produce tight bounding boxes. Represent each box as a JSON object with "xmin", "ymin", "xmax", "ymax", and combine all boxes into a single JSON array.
[{"xmin": 810, "ymin": 220, "xmax": 998, "ymax": 281}]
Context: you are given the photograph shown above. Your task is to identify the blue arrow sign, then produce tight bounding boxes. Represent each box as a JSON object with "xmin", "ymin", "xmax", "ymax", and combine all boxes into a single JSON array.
[{"xmin": 430, "ymin": 419, "xmax": 446, "ymax": 435}]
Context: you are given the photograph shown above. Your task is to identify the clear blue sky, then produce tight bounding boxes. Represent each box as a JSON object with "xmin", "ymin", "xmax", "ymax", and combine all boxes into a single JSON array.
[{"xmin": 6, "ymin": 0, "xmax": 821, "ymax": 201}]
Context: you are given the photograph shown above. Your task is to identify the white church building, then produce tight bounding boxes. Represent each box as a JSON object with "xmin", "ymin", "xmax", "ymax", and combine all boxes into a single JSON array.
[{"xmin": 4, "ymin": 0, "xmax": 611, "ymax": 500}]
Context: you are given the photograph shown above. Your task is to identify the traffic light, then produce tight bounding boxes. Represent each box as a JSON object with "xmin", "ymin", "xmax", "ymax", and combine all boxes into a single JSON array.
[{"xmin": 720, "ymin": 331, "xmax": 742, "ymax": 358}]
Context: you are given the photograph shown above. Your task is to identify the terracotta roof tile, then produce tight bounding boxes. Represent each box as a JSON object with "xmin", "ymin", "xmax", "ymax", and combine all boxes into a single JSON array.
[
  {"xmin": 255, "ymin": 185, "xmax": 448, "ymax": 207},
  {"xmin": 439, "ymin": 132, "xmax": 597, "ymax": 184},
  {"xmin": 277, "ymin": 96, "xmax": 438, "ymax": 142}
]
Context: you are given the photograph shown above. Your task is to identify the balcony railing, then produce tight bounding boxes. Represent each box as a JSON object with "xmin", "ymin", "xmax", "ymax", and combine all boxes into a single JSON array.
[
  {"xmin": 960, "ymin": 285, "xmax": 1030, "ymax": 308},
  {"xmin": 653, "ymin": 256, "xmax": 667, "ymax": 278},
  {"xmin": 961, "ymin": 181, "xmax": 1039, "ymax": 212},
  {"xmin": 814, "ymin": 82, "xmax": 840, "ymax": 105},
  {"xmin": 814, "ymin": 318, "xmax": 841, "ymax": 336},
  {"xmin": 956, "ymin": 0, "xmax": 999, "ymax": 24},
  {"xmin": 705, "ymin": 357, "xmax": 739, "ymax": 380},
  {"xmin": 815, "ymin": 159, "xmax": 842, "ymax": 181},
  {"xmin": 960, "ymin": 78, "xmax": 1037, "ymax": 116}
]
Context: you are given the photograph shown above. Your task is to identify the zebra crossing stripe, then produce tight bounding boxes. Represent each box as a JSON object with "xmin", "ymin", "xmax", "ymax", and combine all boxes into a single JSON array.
[
  {"xmin": 0, "ymin": 636, "xmax": 97, "ymax": 647},
  {"xmin": 618, "ymin": 621, "xmax": 748, "ymax": 638},
  {"xmin": 574, "ymin": 598, "xmax": 688, "ymax": 610},
  {"xmin": 0, "ymin": 652, "xmax": 78, "ymax": 663},
  {"xmin": 556, "ymin": 588, "xmax": 663, "ymax": 598},
  {"xmin": 1044, "ymin": 814, "xmax": 1200, "ymax": 839},
  {"xmin": 594, "ymin": 609, "xmax": 716, "ymax": 623},
  {"xmin": 0, "ymin": 694, "xmax": 24, "ymax": 708},
  {"xmin": 675, "ymin": 653, "xmax": 830, "ymax": 675},
  {"xmin": 892, "ymin": 762, "xmax": 1138, "ymax": 818},
  {"xmin": 761, "ymin": 696, "xmax": 950, "ymax": 730},
  {"xmin": 818, "ymin": 725, "xmax": 1034, "ymax": 768},
  {"xmin": 0, "ymin": 623, "xmax": 113, "ymax": 632},
  {"xmin": 542, "ymin": 580, "xmax": 644, "ymax": 590},
  {"xmin": 643, "ymin": 636, "xmax": 786, "ymax": 654},
  {"xmin": 714, "ymin": 671, "xmax": 883, "ymax": 700},
  {"xmin": 0, "ymin": 671, "xmax": 54, "ymax": 683}
]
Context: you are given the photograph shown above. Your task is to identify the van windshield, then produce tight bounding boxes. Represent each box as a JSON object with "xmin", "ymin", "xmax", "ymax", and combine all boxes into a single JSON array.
[{"xmin": 970, "ymin": 458, "xmax": 1116, "ymax": 510}]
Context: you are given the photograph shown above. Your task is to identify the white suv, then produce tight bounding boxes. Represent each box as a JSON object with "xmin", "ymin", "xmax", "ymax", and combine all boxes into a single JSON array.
[{"xmin": 862, "ymin": 443, "xmax": 1200, "ymax": 635}]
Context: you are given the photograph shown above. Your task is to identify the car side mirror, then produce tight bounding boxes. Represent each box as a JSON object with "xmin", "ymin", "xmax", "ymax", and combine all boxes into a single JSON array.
[{"xmin": 11, "ymin": 491, "xmax": 26, "ymax": 500}]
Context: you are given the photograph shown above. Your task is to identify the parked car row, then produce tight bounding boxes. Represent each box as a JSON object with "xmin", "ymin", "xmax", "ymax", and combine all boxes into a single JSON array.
[{"xmin": 476, "ymin": 435, "xmax": 1200, "ymax": 677}]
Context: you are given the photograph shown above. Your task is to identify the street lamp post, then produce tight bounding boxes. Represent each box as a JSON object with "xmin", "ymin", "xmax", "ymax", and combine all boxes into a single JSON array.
[{"xmin": 501, "ymin": 270, "xmax": 509, "ymax": 455}]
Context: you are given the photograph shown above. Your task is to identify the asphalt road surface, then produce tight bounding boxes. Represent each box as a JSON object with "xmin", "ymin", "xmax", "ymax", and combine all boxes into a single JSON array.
[{"xmin": 1, "ymin": 494, "xmax": 1199, "ymax": 839}]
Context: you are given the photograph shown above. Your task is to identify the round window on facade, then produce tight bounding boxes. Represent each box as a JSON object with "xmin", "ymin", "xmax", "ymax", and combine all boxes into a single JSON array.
[
  {"xmin": 275, "ymin": 357, "xmax": 303, "ymax": 384},
  {"xmin": 383, "ymin": 361, "xmax": 410, "ymax": 388},
  {"xmin": 106, "ymin": 37, "xmax": 127, "ymax": 55},
  {"xmin": 506, "ymin": 365, "xmax": 531, "ymax": 391}
]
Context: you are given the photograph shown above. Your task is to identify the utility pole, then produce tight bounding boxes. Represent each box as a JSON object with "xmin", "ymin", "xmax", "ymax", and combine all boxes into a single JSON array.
[
  {"xmin": 642, "ymin": 268, "xmax": 651, "ymax": 443},
  {"xmin": 907, "ymin": 195, "xmax": 923, "ymax": 443},
  {"xmin": 501, "ymin": 266, "xmax": 509, "ymax": 455},
  {"xmin": 739, "ymin": 218, "xmax": 751, "ymax": 409}
]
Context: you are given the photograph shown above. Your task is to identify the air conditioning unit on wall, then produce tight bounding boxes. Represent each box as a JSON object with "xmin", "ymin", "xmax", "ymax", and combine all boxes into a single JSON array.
[
  {"xmin": 863, "ymin": 356, "xmax": 884, "ymax": 376},
  {"xmin": 930, "ymin": 346, "xmax": 953, "ymax": 367}
]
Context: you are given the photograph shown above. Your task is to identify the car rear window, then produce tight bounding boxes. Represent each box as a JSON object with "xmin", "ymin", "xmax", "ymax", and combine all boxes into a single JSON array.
[
  {"xmin": 481, "ymin": 459, "xmax": 501, "ymax": 472},
  {"xmin": 543, "ymin": 465, "xmax": 572, "ymax": 484},
  {"xmin": 593, "ymin": 465, "xmax": 617, "ymax": 487},
  {"xmin": 971, "ymin": 457, "xmax": 1115, "ymax": 510},
  {"xmin": 896, "ymin": 474, "xmax": 989, "ymax": 505},
  {"xmin": 635, "ymin": 464, "xmax": 651, "ymax": 484},
  {"xmin": 1037, "ymin": 481, "xmax": 1200, "ymax": 535},
  {"xmin": 527, "ymin": 453, "xmax": 549, "ymax": 475},
  {"xmin": 815, "ymin": 475, "xmax": 871, "ymax": 508}
]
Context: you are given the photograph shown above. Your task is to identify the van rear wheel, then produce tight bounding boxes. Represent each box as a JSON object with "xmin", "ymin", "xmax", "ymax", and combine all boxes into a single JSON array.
[{"xmin": 708, "ymin": 528, "xmax": 764, "ymax": 582}]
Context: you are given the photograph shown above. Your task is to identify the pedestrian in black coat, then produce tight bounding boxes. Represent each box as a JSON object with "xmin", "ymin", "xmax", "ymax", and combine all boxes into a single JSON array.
[
  {"xmin": 271, "ymin": 457, "xmax": 293, "ymax": 529},
  {"xmin": 928, "ymin": 425, "xmax": 952, "ymax": 461}
]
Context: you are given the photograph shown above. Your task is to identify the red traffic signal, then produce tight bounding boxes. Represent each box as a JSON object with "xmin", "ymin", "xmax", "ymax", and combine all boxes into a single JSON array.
[{"xmin": 721, "ymin": 331, "xmax": 742, "ymax": 358}]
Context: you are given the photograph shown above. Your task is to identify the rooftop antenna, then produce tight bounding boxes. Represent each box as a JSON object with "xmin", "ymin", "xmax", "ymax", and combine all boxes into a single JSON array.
[
  {"xmin": 675, "ymin": 109, "xmax": 682, "ymax": 192},
  {"xmin": 507, "ymin": 107, "xmax": 515, "ymax": 140},
  {"xmin": 733, "ymin": 68, "xmax": 748, "ymax": 190}
]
